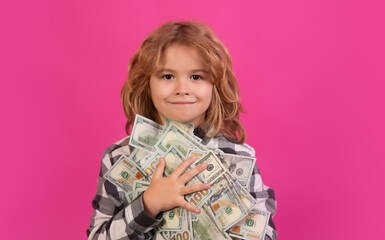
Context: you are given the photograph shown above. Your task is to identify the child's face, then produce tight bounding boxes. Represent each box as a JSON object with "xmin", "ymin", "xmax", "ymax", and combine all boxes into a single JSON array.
[{"xmin": 150, "ymin": 44, "xmax": 213, "ymax": 127}]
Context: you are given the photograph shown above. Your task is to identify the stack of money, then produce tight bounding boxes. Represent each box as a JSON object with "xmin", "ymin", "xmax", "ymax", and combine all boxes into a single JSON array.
[{"xmin": 104, "ymin": 115, "xmax": 270, "ymax": 240}]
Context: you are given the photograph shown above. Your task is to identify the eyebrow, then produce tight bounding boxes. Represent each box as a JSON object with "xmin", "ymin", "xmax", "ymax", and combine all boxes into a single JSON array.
[{"xmin": 155, "ymin": 68, "xmax": 209, "ymax": 74}]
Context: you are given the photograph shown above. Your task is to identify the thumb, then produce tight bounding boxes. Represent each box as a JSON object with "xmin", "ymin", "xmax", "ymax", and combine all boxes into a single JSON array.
[{"xmin": 152, "ymin": 157, "xmax": 165, "ymax": 179}]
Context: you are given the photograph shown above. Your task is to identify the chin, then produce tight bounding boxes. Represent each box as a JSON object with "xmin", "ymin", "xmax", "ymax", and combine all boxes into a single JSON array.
[
  {"xmin": 166, "ymin": 114, "xmax": 195, "ymax": 124},
  {"xmin": 170, "ymin": 116, "xmax": 193, "ymax": 123},
  {"xmin": 161, "ymin": 111, "xmax": 204, "ymax": 126}
]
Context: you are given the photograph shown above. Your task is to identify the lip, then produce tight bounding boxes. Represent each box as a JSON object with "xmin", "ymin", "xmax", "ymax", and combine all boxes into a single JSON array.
[{"xmin": 169, "ymin": 101, "xmax": 196, "ymax": 105}]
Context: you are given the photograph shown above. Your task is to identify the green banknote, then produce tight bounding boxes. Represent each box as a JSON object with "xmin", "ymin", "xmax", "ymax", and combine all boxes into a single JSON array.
[
  {"xmin": 155, "ymin": 148, "xmax": 187, "ymax": 233},
  {"xmin": 127, "ymin": 148, "xmax": 151, "ymax": 168},
  {"xmin": 167, "ymin": 210, "xmax": 193, "ymax": 240},
  {"xmin": 225, "ymin": 172, "xmax": 257, "ymax": 212},
  {"xmin": 186, "ymin": 149, "xmax": 207, "ymax": 161},
  {"xmin": 132, "ymin": 180, "xmax": 150, "ymax": 199},
  {"xmin": 155, "ymin": 123, "xmax": 208, "ymax": 156},
  {"xmin": 103, "ymin": 155, "xmax": 148, "ymax": 202},
  {"xmin": 162, "ymin": 146, "xmax": 185, "ymax": 177},
  {"xmin": 227, "ymin": 208, "xmax": 270, "ymax": 240},
  {"xmin": 159, "ymin": 207, "xmax": 184, "ymax": 232},
  {"xmin": 129, "ymin": 115, "xmax": 164, "ymax": 153},
  {"xmin": 162, "ymin": 146, "xmax": 215, "ymax": 209},
  {"xmin": 185, "ymin": 179, "xmax": 215, "ymax": 209},
  {"xmin": 217, "ymin": 152, "xmax": 256, "ymax": 190},
  {"xmin": 207, "ymin": 146, "xmax": 224, "ymax": 154},
  {"xmin": 164, "ymin": 119, "xmax": 194, "ymax": 135},
  {"xmin": 141, "ymin": 151, "xmax": 162, "ymax": 179},
  {"xmin": 192, "ymin": 205, "xmax": 232, "ymax": 240},
  {"xmin": 164, "ymin": 119, "xmax": 202, "ymax": 143},
  {"xmin": 191, "ymin": 151, "xmax": 226, "ymax": 184},
  {"xmin": 116, "ymin": 114, "xmax": 269, "ymax": 239},
  {"xmin": 185, "ymin": 148, "xmax": 215, "ymax": 209},
  {"xmin": 205, "ymin": 173, "xmax": 248, "ymax": 231}
]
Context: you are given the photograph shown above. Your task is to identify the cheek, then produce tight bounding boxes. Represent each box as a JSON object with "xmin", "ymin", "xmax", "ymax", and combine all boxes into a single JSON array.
[
  {"xmin": 206, "ymin": 84, "xmax": 214, "ymax": 100},
  {"xmin": 150, "ymin": 80, "xmax": 173, "ymax": 103},
  {"xmin": 200, "ymin": 85, "xmax": 214, "ymax": 106},
  {"xmin": 152, "ymin": 88, "xmax": 168, "ymax": 101},
  {"xmin": 150, "ymin": 79, "xmax": 163, "ymax": 100}
]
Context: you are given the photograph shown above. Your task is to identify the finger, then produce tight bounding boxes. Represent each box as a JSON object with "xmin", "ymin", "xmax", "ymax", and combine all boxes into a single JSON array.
[
  {"xmin": 181, "ymin": 182, "xmax": 211, "ymax": 195},
  {"xmin": 177, "ymin": 198, "xmax": 201, "ymax": 214},
  {"xmin": 152, "ymin": 157, "xmax": 165, "ymax": 179},
  {"xmin": 179, "ymin": 162, "xmax": 207, "ymax": 183},
  {"xmin": 170, "ymin": 155, "xmax": 197, "ymax": 177}
]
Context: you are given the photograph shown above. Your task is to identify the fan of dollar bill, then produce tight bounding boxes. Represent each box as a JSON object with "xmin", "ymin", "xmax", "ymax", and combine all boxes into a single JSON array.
[{"xmin": 104, "ymin": 114, "xmax": 270, "ymax": 240}]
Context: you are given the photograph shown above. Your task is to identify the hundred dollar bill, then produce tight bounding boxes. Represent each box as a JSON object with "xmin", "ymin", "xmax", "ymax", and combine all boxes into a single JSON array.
[
  {"xmin": 187, "ymin": 149, "xmax": 207, "ymax": 160},
  {"xmin": 186, "ymin": 211, "xmax": 193, "ymax": 240},
  {"xmin": 155, "ymin": 123, "xmax": 208, "ymax": 156},
  {"xmin": 184, "ymin": 152, "xmax": 215, "ymax": 209},
  {"xmin": 164, "ymin": 119, "xmax": 194, "ymax": 135},
  {"xmin": 104, "ymin": 155, "xmax": 148, "ymax": 202},
  {"xmin": 192, "ymin": 205, "xmax": 232, "ymax": 240},
  {"xmin": 192, "ymin": 134, "xmax": 203, "ymax": 143},
  {"xmin": 163, "ymin": 147, "xmax": 215, "ymax": 208},
  {"xmin": 190, "ymin": 151, "xmax": 226, "ymax": 184},
  {"xmin": 205, "ymin": 173, "xmax": 248, "ymax": 231},
  {"xmin": 168, "ymin": 210, "xmax": 193, "ymax": 240},
  {"xmin": 225, "ymin": 173, "xmax": 257, "ymax": 212},
  {"xmin": 141, "ymin": 151, "xmax": 162, "ymax": 179},
  {"xmin": 189, "ymin": 150, "xmax": 256, "ymax": 209},
  {"xmin": 185, "ymin": 180, "xmax": 215, "ymax": 209},
  {"xmin": 163, "ymin": 146, "xmax": 185, "ymax": 176},
  {"xmin": 160, "ymin": 146, "xmax": 201, "ymax": 235},
  {"xmin": 127, "ymin": 148, "xmax": 151, "ymax": 168},
  {"xmin": 217, "ymin": 153, "xmax": 256, "ymax": 189},
  {"xmin": 186, "ymin": 149, "xmax": 210, "ymax": 182},
  {"xmin": 159, "ymin": 207, "xmax": 184, "ymax": 232},
  {"xmin": 228, "ymin": 208, "xmax": 271, "ymax": 240},
  {"xmin": 164, "ymin": 119, "xmax": 203, "ymax": 143},
  {"xmin": 207, "ymin": 146, "xmax": 224, "ymax": 154},
  {"xmin": 132, "ymin": 180, "xmax": 150, "ymax": 199},
  {"xmin": 129, "ymin": 114, "xmax": 164, "ymax": 153}
]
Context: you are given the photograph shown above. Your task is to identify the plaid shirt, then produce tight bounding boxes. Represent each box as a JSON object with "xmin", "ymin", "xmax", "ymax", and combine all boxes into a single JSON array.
[{"xmin": 87, "ymin": 129, "xmax": 277, "ymax": 240}]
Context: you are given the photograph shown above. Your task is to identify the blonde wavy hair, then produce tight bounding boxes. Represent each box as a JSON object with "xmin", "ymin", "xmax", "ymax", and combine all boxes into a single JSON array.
[{"xmin": 121, "ymin": 20, "xmax": 246, "ymax": 144}]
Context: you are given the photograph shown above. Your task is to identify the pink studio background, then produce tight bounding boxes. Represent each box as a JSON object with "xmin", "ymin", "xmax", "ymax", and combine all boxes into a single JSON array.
[{"xmin": 1, "ymin": 0, "xmax": 384, "ymax": 239}]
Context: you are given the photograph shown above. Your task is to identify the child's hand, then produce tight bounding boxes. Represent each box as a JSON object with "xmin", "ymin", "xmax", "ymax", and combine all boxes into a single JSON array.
[{"xmin": 142, "ymin": 155, "xmax": 210, "ymax": 218}]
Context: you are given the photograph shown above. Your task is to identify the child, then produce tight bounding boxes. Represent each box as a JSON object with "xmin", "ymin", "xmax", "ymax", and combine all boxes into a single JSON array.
[{"xmin": 87, "ymin": 20, "xmax": 277, "ymax": 240}]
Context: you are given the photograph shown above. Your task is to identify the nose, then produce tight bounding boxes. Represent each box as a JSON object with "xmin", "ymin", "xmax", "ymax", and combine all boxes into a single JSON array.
[{"xmin": 175, "ymin": 78, "xmax": 190, "ymax": 96}]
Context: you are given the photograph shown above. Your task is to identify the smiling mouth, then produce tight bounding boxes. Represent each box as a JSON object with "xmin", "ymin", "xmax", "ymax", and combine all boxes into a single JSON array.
[{"xmin": 169, "ymin": 101, "xmax": 196, "ymax": 105}]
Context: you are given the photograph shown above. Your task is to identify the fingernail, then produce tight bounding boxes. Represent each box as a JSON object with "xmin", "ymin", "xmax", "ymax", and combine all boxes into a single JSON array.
[
  {"xmin": 192, "ymin": 155, "xmax": 197, "ymax": 160},
  {"xmin": 201, "ymin": 163, "xmax": 207, "ymax": 168},
  {"xmin": 195, "ymin": 209, "xmax": 200, "ymax": 213},
  {"xmin": 204, "ymin": 183, "xmax": 210, "ymax": 188}
]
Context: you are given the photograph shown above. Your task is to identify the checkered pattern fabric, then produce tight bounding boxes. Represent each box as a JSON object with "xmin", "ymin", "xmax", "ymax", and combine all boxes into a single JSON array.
[{"xmin": 87, "ymin": 130, "xmax": 277, "ymax": 240}]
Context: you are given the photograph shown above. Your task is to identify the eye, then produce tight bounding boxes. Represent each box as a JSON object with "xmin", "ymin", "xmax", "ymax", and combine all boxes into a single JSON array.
[
  {"xmin": 191, "ymin": 75, "xmax": 203, "ymax": 80},
  {"xmin": 161, "ymin": 74, "xmax": 174, "ymax": 80}
]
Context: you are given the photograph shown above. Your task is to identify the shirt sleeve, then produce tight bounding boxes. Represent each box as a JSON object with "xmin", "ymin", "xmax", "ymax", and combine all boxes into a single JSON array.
[
  {"xmin": 87, "ymin": 151, "xmax": 163, "ymax": 240},
  {"xmin": 247, "ymin": 148, "xmax": 278, "ymax": 240}
]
